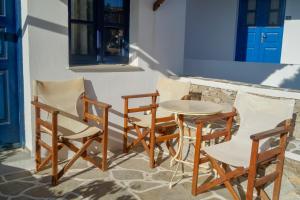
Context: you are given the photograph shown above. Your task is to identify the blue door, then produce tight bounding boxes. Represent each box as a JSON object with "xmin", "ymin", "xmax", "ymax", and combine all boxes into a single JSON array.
[
  {"xmin": 0, "ymin": 0, "xmax": 22, "ymax": 148},
  {"xmin": 236, "ymin": 0, "xmax": 285, "ymax": 63}
]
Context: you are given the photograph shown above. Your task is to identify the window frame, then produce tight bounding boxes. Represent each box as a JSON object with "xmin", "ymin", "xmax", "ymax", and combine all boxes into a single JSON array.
[{"xmin": 68, "ymin": 0, "xmax": 130, "ymax": 66}]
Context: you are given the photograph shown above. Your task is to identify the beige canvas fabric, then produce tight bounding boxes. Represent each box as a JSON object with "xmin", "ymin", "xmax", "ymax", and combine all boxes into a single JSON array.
[
  {"xmin": 33, "ymin": 78, "xmax": 85, "ymax": 116},
  {"xmin": 33, "ymin": 78, "xmax": 101, "ymax": 140},
  {"xmin": 203, "ymin": 92, "xmax": 295, "ymax": 167},
  {"xmin": 129, "ymin": 77, "xmax": 191, "ymax": 128},
  {"xmin": 156, "ymin": 77, "xmax": 191, "ymax": 103}
]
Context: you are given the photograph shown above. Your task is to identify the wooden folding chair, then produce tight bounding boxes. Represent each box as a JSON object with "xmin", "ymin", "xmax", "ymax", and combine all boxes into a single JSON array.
[
  {"xmin": 122, "ymin": 77, "xmax": 191, "ymax": 168},
  {"xmin": 192, "ymin": 92, "xmax": 295, "ymax": 200},
  {"xmin": 31, "ymin": 78, "xmax": 111, "ymax": 185}
]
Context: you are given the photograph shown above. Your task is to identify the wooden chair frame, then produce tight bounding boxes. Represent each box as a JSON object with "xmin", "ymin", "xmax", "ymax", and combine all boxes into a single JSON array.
[
  {"xmin": 192, "ymin": 113, "xmax": 292, "ymax": 200},
  {"xmin": 122, "ymin": 92, "xmax": 190, "ymax": 168},
  {"xmin": 32, "ymin": 94, "xmax": 111, "ymax": 186}
]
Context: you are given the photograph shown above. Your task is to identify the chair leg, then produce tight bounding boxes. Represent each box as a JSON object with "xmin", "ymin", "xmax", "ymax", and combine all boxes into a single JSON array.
[
  {"xmin": 149, "ymin": 129, "xmax": 156, "ymax": 168},
  {"xmin": 273, "ymin": 135, "xmax": 287, "ymax": 200},
  {"xmin": 210, "ymin": 158, "xmax": 240, "ymax": 200},
  {"xmin": 51, "ymin": 145, "xmax": 58, "ymax": 186},
  {"xmin": 247, "ymin": 140, "xmax": 259, "ymax": 200},
  {"xmin": 35, "ymin": 137, "xmax": 41, "ymax": 172},
  {"xmin": 123, "ymin": 127, "xmax": 128, "ymax": 153},
  {"xmin": 35, "ymin": 108, "xmax": 41, "ymax": 172},
  {"xmin": 102, "ymin": 133, "xmax": 108, "ymax": 171},
  {"xmin": 192, "ymin": 125, "xmax": 202, "ymax": 196}
]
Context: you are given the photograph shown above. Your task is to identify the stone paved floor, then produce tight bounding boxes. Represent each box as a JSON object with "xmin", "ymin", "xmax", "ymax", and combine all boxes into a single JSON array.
[{"xmin": 0, "ymin": 146, "xmax": 299, "ymax": 200}]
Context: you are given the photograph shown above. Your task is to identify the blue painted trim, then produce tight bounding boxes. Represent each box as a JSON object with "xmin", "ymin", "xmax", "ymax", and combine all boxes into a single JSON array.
[
  {"xmin": 235, "ymin": 0, "xmax": 286, "ymax": 63},
  {"xmin": 15, "ymin": 0, "xmax": 25, "ymax": 147}
]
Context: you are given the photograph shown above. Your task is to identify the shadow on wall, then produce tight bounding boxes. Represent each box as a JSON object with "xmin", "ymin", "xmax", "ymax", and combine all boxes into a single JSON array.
[{"xmin": 183, "ymin": 59, "xmax": 300, "ymax": 90}]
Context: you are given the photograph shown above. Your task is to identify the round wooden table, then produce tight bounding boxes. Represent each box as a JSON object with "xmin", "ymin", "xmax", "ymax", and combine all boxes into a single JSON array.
[{"xmin": 160, "ymin": 100, "xmax": 224, "ymax": 188}]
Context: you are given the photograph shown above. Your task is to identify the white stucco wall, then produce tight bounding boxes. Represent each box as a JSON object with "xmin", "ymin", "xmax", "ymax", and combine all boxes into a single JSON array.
[
  {"xmin": 184, "ymin": 0, "xmax": 300, "ymax": 90},
  {"xmin": 184, "ymin": 0, "xmax": 238, "ymax": 61},
  {"xmin": 22, "ymin": 0, "xmax": 187, "ymax": 152}
]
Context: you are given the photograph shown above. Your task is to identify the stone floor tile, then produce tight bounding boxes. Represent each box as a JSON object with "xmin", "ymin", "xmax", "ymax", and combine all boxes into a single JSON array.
[
  {"xmin": 116, "ymin": 158, "xmax": 158, "ymax": 173},
  {"xmin": 292, "ymin": 150, "xmax": 300, "ymax": 155},
  {"xmin": 152, "ymin": 170, "xmax": 179, "ymax": 182},
  {"xmin": 0, "ymin": 196, "xmax": 8, "ymax": 200},
  {"xmin": 24, "ymin": 186, "xmax": 58, "ymax": 199},
  {"xmin": 0, "ymin": 181, "xmax": 35, "ymax": 196},
  {"xmin": 11, "ymin": 196, "xmax": 36, "ymax": 200},
  {"xmin": 67, "ymin": 167, "xmax": 109, "ymax": 180},
  {"xmin": 286, "ymin": 143, "xmax": 297, "ymax": 151},
  {"xmin": 112, "ymin": 170, "xmax": 144, "ymax": 180},
  {"xmin": 74, "ymin": 180, "xmax": 137, "ymax": 200},
  {"xmin": 4, "ymin": 171, "xmax": 33, "ymax": 181},
  {"xmin": 136, "ymin": 185, "xmax": 191, "ymax": 200},
  {"xmin": 25, "ymin": 179, "xmax": 83, "ymax": 198},
  {"xmin": 129, "ymin": 181, "xmax": 162, "ymax": 191}
]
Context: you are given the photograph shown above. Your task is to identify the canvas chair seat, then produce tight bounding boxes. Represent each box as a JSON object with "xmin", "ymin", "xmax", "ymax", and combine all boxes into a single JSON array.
[
  {"xmin": 203, "ymin": 137, "xmax": 252, "ymax": 167},
  {"xmin": 41, "ymin": 115, "xmax": 102, "ymax": 140}
]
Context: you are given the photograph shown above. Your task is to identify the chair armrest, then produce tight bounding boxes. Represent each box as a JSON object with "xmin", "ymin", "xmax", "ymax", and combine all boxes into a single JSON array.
[
  {"xmin": 82, "ymin": 97, "xmax": 112, "ymax": 109},
  {"xmin": 31, "ymin": 101, "xmax": 59, "ymax": 114},
  {"xmin": 250, "ymin": 126, "xmax": 290, "ymax": 141},
  {"xmin": 195, "ymin": 111, "xmax": 237, "ymax": 124},
  {"xmin": 122, "ymin": 92, "xmax": 159, "ymax": 99}
]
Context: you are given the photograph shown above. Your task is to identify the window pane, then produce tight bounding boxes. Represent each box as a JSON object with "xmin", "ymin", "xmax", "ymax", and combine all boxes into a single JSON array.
[
  {"xmin": 0, "ymin": 27, "xmax": 6, "ymax": 59},
  {"xmin": 247, "ymin": 12, "xmax": 256, "ymax": 26},
  {"xmin": 270, "ymin": 0, "xmax": 280, "ymax": 10},
  {"xmin": 71, "ymin": 0, "xmax": 94, "ymax": 21},
  {"xmin": 71, "ymin": 23, "xmax": 96, "ymax": 55},
  {"xmin": 269, "ymin": 11, "xmax": 279, "ymax": 26},
  {"xmin": 248, "ymin": 0, "xmax": 256, "ymax": 10},
  {"xmin": 104, "ymin": 0, "xmax": 125, "ymax": 24},
  {"xmin": 0, "ymin": 0, "xmax": 4, "ymax": 16},
  {"xmin": 105, "ymin": 0, "xmax": 123, "ymax": 10},
  {"xmin": 104, "ymin": 28, "xmax": 125, "ymax": 56}
]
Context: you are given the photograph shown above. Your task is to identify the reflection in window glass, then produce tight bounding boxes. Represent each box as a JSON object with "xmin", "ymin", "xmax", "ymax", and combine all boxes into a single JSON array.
[
  {"xmin": 270, "ymin": 0, "xmax": 280, "ymax": 10},
  {"xmin": 247, "ymin": 12, "xmax": 256, "ymax": 26},
  {"xmin": 71, "ymin": 24, "xmax": 95, "ymax": 55},
  {"xmin": 269, "ymin": 11, "xmax": 279, "ymax": 26},
  {"xmin": 105, "ymin": 0, "xmax": 123, "ymax": 9},
  {"xmin": 248, "ymin": 0, "xmax": 256, "ymax": 10},
  {"xmin": 104, "ymin": 28, "xmax": 124, "ymax": 56},
  {"xmin": 71, "ymin": 0, "xmax": 94, "ymax": 21}
]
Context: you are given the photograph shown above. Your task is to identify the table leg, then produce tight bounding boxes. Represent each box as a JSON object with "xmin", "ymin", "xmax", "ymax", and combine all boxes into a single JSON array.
[{"xmin": 169, "ymin": 114, "xmax": 185, "ymax": 188}]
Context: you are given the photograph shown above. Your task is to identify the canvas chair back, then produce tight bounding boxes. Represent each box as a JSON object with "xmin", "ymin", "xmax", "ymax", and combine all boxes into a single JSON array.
[
  {"xmin": 33, "ymin": 78, "xmax": 85, "ymax": 116},
  {"xmin": 156, "ymin": 77, "xmax": 191, "ymax": 103},
  {"xmin": 233, "ymin": 92, "xmax": 295, "ymax": 150}
]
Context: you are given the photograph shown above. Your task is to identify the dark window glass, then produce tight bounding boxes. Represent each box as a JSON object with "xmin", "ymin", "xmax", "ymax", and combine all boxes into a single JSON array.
[
  {"xmin": 247, "ymin": 0, "xmax": 256, "ymax": 10},
  {"xmin": 71, "ymin": 24, "xmax": 96, "ymax": 55},
  {"xmin": 71, "ymin": 0, "xmax": 94, "ymax": 21},
  {"xmin": 69, "ymin": 0, "xmax": 130, "ymax": 66},
  {"xmin": 0, "ymin": 0, "xmax": 4, "ymax": 16},
  {"xmin": 270, "ymin": 0, "xmax": 280, "ymax": 10},
  {"xmin": 269, "ymin": 11, "xmax": 279, "ymax": 26},
  {"xmin": 247, "ymin": 12, "xmax": 256, "ymax": 26},
  {"xmin": 0, "ymin": 27, "xmax": 7, "ymax": 59}
]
